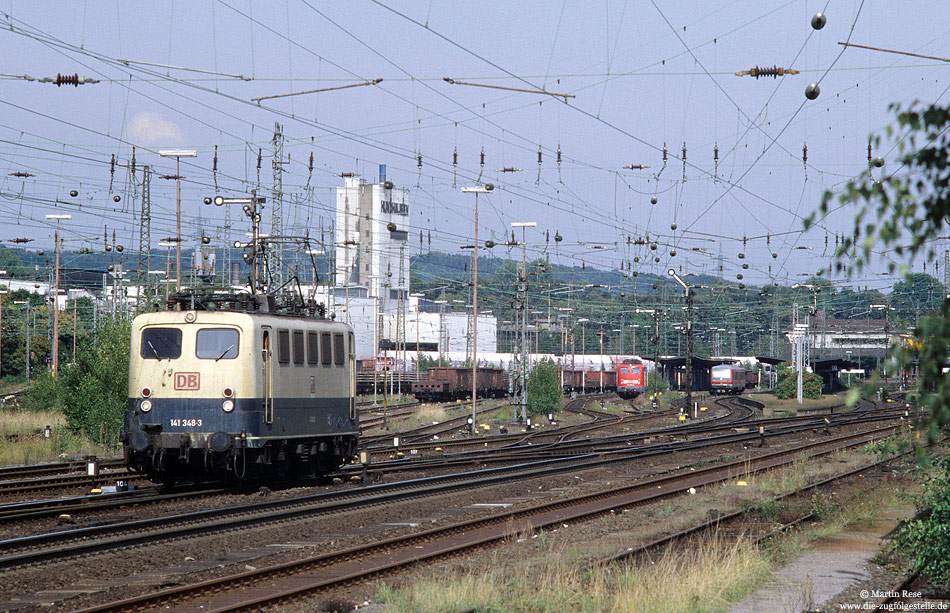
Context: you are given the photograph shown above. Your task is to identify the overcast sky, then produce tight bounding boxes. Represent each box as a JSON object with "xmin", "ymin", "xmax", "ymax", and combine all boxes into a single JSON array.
[{"xmin": 1, "ymin": 1, "xmax": 947, "ymax": 291}]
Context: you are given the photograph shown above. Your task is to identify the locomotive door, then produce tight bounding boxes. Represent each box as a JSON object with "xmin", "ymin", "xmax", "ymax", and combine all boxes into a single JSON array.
[{"xmin": 262, "ymin": 328, "xmax": 274, "ymax": 424}]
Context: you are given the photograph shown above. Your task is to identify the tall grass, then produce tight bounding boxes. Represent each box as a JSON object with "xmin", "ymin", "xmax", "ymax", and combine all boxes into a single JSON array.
[
  {"xmin": 375, "ymin": 533, "xmax": 770, "ymax": 612},
  {"xmin": 0, "ymin": 408, "xmax": 116, "ymax": 466}
]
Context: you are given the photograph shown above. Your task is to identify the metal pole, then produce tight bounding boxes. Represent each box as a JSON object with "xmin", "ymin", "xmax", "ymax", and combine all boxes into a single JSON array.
[
  {"xmin": 175, "ymin": 156, "xmax": 182, "ymax": 290},
  {"xmin": 685, "ymin": 289, "xmax": 693, "ymax": 413},
  {"xmin": 52, "ymin": 227, "xmax": 60, "ymax": 377},
  {"xmin": 73, "ymin": 297, "xmax": 77, "ymax": 363},
  {"xmin": 472, "ymin": 192, "xmax": 478, "ymax": 433}
]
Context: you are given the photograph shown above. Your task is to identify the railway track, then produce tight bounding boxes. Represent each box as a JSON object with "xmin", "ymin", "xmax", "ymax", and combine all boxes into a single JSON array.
[
  {"xmin": 0, "ymin": 407, "xmax": 905, "ymax": 572},
  {"xmin": 71, "ymin": 424, "xmax": 903, "ymax": 613}
]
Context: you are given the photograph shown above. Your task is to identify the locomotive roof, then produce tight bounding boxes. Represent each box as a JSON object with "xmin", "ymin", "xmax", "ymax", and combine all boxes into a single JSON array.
[{"xmin": 132, "ymin": 309, "xmax": 354, "ymax": 331}]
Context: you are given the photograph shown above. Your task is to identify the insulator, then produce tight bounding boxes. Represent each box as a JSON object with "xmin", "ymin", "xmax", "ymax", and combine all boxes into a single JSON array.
[
  {"xmin": 744, "ymin": 65, "xmax": 797, "ymax": 79},
  {"xmin": 308, "ymin": 152, "xmax": 314, "ymax": 173},
  {"xmin": 803, "ymin": 143, "xmax": 808, "ymax": 165},
  {"xmin": 537, "ymin": 147, "xmax": 542, "ymax": 164},
  {"xmin": 55, "ymin": 73, "xmax": 80, "ymax": 87},
  {"xmin": 662, "ymin": 143, "xmax": 668, "ymax": 163},
  {"xmin": 110, "ymin": 154, "xmax": 115, "ymax": 175},
  {"xmin": 213, "ymin": 145, "xmax": 218, "ymax": 172},
  {"xmin": 868, "ymin": 140, "xmax": 872, "ymax": 163},
  {"xmin": 681, "ymin": 142, "xmax": 687, "ymax": 161},
  {"xmin": 480, "ymin": 147, "xmax": 485, "ymax": 167},
  {"xmin": 257, "ymin": 149, "xmax": 262, "ymax": 170},
  {"xmin": 554, "ymin": 232, "xmax": 562, "ymax": 243},
  {"xmin": 557, "ymin": 145, "xmax": 562, "ymax": 164},
  {"xmin": 417, "ymin": 153, "xmax": 422, "ymax": 169},
  {"xmin": 428, "ymin": 231, "xmax": 431, "ymax": 246},
  {"xmin": 713, "ymin": 144, "xmax": 718, "ymax": 161},
  {"xmin": 453, "ymin": 148, "xmax": 458, "ymax": 166}
]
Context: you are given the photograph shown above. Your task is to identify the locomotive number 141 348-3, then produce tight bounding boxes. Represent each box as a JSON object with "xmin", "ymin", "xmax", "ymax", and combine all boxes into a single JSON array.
[{"xmin": 170, "ymin": 418, "xmax": 203, "ymax": 427}]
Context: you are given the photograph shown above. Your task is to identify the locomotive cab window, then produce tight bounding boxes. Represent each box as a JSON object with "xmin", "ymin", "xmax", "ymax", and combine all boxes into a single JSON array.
[
  {"xmin": 333, "ymin": 333, "xmax": 345, "ymax": 366},
  {"xmin": 196, "ymin": 328, "xmax": 239, "ymax": 360},
  {"xmin": 141, "ymin": 328, "xmax": 182, "ymax": 359},
  {"xmin": 321, "ymin": 333, "xmax": 332, "ymax": 366},
  {"xmin": 620, "ymin": 367, "xmax": 629, "ymax": 374},
  {"xmin": 277, "ymin": 329, "xmax": 290, "ymax": 364},
  {"xmin": 293, "ymin": 330, "xmax": 305, "ymax": 365}
]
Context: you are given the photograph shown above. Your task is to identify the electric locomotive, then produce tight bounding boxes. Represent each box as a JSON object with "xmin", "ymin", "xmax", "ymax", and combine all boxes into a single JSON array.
[
  {"xmin": 123, "ymin": 293, "xmax": 359, "ymax": 483},
  {"xmin": 617, "ymin": 359, "xmax": 647, "ymax": 398}
]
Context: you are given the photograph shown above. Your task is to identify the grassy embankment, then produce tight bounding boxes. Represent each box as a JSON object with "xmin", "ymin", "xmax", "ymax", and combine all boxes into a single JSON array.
[{"xmin": 372, "ymin": 440, "xmax": 914, "ymax": 612}]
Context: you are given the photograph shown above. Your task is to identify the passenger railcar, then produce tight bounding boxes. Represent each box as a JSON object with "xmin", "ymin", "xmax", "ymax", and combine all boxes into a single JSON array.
[
  {"xmin": 710, "ymin": 364, "xmax": 757, "ymax": 395},
  {"xmin": 123, "ymin": 300, "xmax": 358, "ymax": 483},
  {"xmin": 617, "ymin": 360, "xmax": 647, "ymax": 398}
]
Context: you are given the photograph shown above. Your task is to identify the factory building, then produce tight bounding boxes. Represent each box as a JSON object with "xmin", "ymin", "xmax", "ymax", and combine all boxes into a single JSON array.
[{"xmin": 332, "ymin": 169, "xmax": 497, "ymax": 361}]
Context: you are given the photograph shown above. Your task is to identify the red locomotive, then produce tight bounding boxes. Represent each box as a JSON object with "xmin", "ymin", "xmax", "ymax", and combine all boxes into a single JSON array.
[{"xmin": 617, "ymin": 359, "xmax": 647, "ymax": 398}]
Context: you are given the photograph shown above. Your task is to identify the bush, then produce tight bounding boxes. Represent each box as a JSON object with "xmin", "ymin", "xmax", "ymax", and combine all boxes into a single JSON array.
[
  {"xmin": 773, "ymin": 365, "xmax": 822, "ymax": 399},
  {"xmin": 26, "ymin": 317, "xmax": 130, "ymax": 447},
  {"xmin": 526, "ymin": 357, "xmax": 562, "ymax": 417},
  {"xmin": 890, "ymin": 456, "xmax": 950, "ymax": 582}
]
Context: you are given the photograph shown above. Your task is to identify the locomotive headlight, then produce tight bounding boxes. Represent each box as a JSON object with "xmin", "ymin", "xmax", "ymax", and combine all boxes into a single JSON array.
[
  {"xmin": 141, "ymin": 387, "xmax": 152, "ymax": 398},
  {"xmin": 184, "ymin": 311, "xmax": 197, "ymax": 323},
  {"xmin": 223, "ymin": 387, "xmax": 234, "ymax": 398},
  {"xmin": 140, "ymin": 400, "xmax": 152, "ymax": 412},
  {"xmin": 222, "ymin": 400, "xmax": 235, "ymax": 413}
]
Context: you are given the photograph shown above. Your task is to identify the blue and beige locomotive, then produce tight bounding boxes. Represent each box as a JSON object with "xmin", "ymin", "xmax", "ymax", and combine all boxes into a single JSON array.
[{"xmin": 123, "ymin": 294, "xmax": 359, "ymax": 483}]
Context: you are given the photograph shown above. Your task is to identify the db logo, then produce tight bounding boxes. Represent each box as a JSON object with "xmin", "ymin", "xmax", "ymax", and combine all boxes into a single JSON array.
[{"xmin": 174, "ymin": 372, "xmax": 200, "ymax": 391}]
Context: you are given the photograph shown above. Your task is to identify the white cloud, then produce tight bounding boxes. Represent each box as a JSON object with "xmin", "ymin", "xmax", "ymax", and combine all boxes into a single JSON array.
[{"xmin": 127, "ymin": 111, "xmax": 185, "ymax": 146}]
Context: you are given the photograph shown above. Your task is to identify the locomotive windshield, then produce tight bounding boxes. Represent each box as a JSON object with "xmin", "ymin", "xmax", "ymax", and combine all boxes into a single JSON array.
[
  {"xmin": 141, "ymin": 328, "xmax": 182, "ymax": 359},
  {"xmin": 196, "ymin": 328, "xmax": 240, "ymax": 360}
]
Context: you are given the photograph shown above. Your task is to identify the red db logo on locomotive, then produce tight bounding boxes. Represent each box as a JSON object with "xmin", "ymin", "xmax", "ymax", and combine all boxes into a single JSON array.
[{"xmin": 174, "ymin": 372, "xmax": 200, "ymax": 391}]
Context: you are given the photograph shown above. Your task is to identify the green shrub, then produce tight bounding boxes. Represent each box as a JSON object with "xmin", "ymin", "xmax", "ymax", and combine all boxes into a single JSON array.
[
  {"xmin": 526, "ymin": 357, "xmax": 562, "ymax": 417},
  {"xmin": 890, "ymin": 456, "xmax": 950, "ymax": 582},
  {"xmin": 26, "ymin": 317, "xmax": 130, "ymax": 447},
  {"xmin": 773, "ymin": 365, "xmax": 822, "ymax": 399}
]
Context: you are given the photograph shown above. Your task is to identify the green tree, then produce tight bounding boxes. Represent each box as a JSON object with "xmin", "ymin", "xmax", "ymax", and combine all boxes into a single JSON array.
[
  {"xmin": 27, "ymin": 317, "xmax": 130, "ymax": 446},
  {"xmin": 890, "ymin": 273, "xmax": 943, "ymax": 323},
  {"xmin": 808, "ymin": 101, "xmax": 950, "ymax": 437},
  {"xmin": 526, "ymin": 357, "xmax": 561, "ymax": 417}
]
